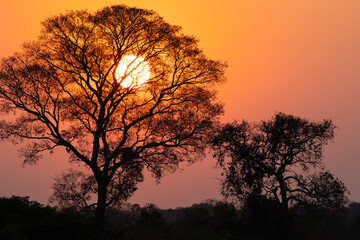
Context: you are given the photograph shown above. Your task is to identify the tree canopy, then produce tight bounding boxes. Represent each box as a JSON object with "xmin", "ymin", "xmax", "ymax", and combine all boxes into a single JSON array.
[
  {"xmin": 0, "ymin": 5, "xmax": 226, "ymax": 222},
  {"xmin": 211, "ymin": 113, "xmax": 348, "ymax": 239}
]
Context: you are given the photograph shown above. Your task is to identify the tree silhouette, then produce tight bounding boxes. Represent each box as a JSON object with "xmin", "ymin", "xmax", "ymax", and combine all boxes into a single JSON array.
[
  {"xmin": 0, "ymin": 5, "xmax": 226, "ymax": 224},
  {"xmin": 210, "ymin": 113, "xmax": 348, "ymax": 240}
]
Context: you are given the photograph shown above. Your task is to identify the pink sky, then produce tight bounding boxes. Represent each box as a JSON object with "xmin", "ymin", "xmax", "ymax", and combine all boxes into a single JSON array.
[{"xmin": 0, "ymin": 0, "xmax": 359, "ymax": 208}]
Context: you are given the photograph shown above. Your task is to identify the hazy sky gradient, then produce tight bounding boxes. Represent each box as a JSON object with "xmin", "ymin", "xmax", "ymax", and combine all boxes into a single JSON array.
[{"xmin": 0, "ymin": 0, "xmax": 359, "ymax": 208}]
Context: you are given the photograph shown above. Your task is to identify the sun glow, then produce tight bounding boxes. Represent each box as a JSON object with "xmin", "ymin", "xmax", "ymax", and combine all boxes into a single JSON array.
[{"xmin": 115, "ymin": 55, "xmax": 151, "ymax": 88}]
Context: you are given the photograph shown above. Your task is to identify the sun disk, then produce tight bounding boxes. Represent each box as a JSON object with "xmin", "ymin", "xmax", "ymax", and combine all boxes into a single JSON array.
[{"xmin": 115, "ymin": 55, "xmax": 150, "ymax": 88}]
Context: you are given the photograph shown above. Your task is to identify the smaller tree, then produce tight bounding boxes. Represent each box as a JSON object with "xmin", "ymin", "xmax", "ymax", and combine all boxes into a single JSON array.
[
  {"xmin": 49, "ymin": 165, "xmax": 142, "ymax": 210},
  {"xmin": 210, "ymin": 113, "xmax": 348, "ymax": 240}
]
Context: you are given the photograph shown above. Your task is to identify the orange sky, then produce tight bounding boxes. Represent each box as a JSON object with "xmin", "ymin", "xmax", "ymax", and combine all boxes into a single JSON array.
[{"xmin": 0, "ymin": 0, "xmax": 360, "ymax": 208}]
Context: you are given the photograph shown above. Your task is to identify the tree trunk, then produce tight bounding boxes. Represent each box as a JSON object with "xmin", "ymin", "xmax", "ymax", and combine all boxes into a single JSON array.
[
  {"xmin": 95, "ymin": 181, "xmax": 108, "ymax": 228},
  {"xmin": 280, "ymin": 199, "xmax": 289, "ymax": 240},
  {"xmin": 278, "ymin": 176, "xmax": 290, "ymax": 240}
]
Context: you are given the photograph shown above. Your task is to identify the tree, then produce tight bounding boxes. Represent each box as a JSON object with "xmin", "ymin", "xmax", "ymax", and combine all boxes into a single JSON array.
[
  {"xmin": 210, "ymin": 113, "xmax": 348, "ymax": 240},
  {"xmin": 0, "ymin": 5, "xmax": 226, "ymax": 224},
  {"xmin": 49, "ymin": 167, "xmax": 141, "ymax": 211}
]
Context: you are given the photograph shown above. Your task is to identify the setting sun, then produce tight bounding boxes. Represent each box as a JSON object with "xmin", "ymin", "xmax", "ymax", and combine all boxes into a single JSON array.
[
  {"xmin": 2, "ymin": 3, "xmax": 360, "ymax": 237},
  {"xmin": 115, "ymin": 55, "xmax": 150, "ymax": 88}
]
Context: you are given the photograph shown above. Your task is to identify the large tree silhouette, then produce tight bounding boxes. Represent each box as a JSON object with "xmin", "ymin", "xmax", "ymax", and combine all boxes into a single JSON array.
[
  {"xmin": 0, "ymin": 5, "xmax": 226, "ymax": 223},
  {"xmin": 211, "ymin": 113, "xmax": 348, "ymax": 240}
]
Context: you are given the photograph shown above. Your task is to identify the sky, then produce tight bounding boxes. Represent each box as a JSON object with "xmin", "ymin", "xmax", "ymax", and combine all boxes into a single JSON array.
[{"xmin": 0, "ymin": 0, "xmax": 359, "ymax": 209}]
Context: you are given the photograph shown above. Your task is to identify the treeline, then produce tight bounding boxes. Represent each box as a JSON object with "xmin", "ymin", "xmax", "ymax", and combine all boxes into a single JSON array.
[{"xmin": 1, "ymin": 196, "xmax": 360, "ymax": 240}]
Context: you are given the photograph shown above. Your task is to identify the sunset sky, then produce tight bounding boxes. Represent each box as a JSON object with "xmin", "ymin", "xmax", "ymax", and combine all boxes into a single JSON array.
[{"xmin": 0, "ymin": 0, "xmax": 359, "ymax": 209}]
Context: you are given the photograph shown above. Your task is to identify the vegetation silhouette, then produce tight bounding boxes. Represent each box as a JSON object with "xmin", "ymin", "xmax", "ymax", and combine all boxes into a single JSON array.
[
  {"xmin": 0, "ymin": 3, "xmax": 351, "ymax": 239},
  {"xmin": 210, "ymin": 112, "xmax": 349, "ymax": 240},
  {"xmin": 0, "ymin": 196, "xmax": 101, "ymax": 240},
  {"xmin": 0, "ymin": 4, "xmax": 226, "ymax": 225},
  {"xmin": 1, "ymin": 196, "xmax": 359, "ymax": 240}
]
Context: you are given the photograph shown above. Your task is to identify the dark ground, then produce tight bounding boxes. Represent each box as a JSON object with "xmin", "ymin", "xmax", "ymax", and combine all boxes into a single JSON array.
[{"xmin": 1, "ymin": 196, "xmax": 360, "ymax": 240}]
